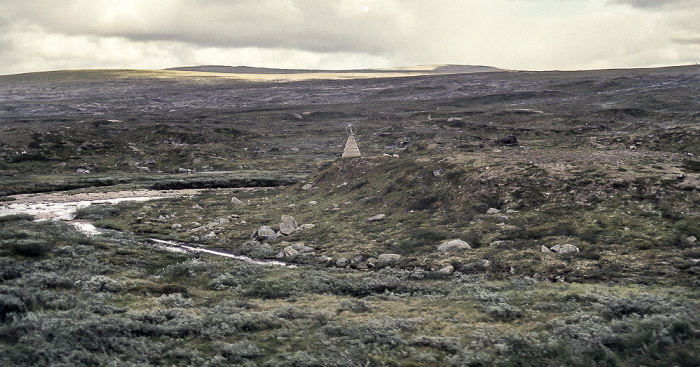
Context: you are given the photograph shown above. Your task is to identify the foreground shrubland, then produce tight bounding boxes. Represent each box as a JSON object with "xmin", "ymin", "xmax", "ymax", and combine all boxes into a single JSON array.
[{"xmin": 1, "ymin": 215, "xmax": 698, "ymax": 366}]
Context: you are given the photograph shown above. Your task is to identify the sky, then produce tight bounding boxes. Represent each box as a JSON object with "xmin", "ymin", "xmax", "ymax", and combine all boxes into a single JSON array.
[{"xmin": 1, "ymin": 0, "xmax": 699, "ymax": 75}]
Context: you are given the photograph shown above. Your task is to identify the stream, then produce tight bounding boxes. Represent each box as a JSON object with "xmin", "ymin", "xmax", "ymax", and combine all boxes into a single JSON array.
[{"xmin": 0, "ymin": 191, "xmax": 293, "ymax": 267}]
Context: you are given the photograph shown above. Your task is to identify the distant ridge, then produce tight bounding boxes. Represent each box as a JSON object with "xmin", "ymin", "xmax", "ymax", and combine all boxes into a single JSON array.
[{"xmin": 166, "ymin": 64, "xmax": 502, "ymax": 75}]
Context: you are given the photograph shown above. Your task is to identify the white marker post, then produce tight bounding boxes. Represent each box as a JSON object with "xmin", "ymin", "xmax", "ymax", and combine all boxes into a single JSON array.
[{"xmin": 342, "ymin": 124, "xmax": 361, "ymax": 158}]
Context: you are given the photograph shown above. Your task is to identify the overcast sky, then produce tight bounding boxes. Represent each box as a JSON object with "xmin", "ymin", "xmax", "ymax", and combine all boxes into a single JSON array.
[{"xmin": 1, "ymin": 0, "xmax": 698, "ymax": 75}]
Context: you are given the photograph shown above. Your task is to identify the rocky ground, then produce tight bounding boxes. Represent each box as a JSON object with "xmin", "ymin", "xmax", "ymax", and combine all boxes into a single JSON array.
[{"xmin": 0, "ymin": 65, "xmax": 699, "ymax": 365}]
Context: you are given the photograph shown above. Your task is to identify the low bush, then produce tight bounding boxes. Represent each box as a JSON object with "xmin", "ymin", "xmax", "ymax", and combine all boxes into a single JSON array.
[{"xmin": 74, "ymin": 204, "xmax": 121, "ymax": 220}]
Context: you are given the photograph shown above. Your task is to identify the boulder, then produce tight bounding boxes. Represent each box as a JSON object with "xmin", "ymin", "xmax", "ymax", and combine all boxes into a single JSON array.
[
  {"xmin": 438, "ymin": 239, "xmax": 471, "ymax": 252},
  {"xmin": 302, "ymin": 183, "xmax": 314, "ymax": 190},
  {"xmin": 203, "ymin": 231, "xmax": 217, "ymax": 240},
  {"xmin": 231, "ymin": 197, "xmax": 244, "ymax": 205},
  {"xmin": 171, "ymin": 223, "xmax": 182, "ymax": 230},
  {"xmin": 500, "ymin": 135, "xmax": 518, "ymax": 145},
  {"xmin": 437, "ymin": 265, "xmax": 455, "ymax": 275},
  {"xmin": 252, "ymin": 226, "xmax": 278, "ymax": 241},
  {"xmin": 283, "ymin": 246, "xmax": 299, "ymax": 258},
  {"xmin": 541, "ymin": 245, "xmax": 553, "ymax": 253},
  {"xmin": 279, "ymin": 215, "xmax": 299, "ymax": 235},
  {"xmin": 336, "ymin": 258, "xmax": 348, "ymax": 267},
  {"xmin": 366, "ymin": 214, "xmax": 387, "ymax": 222},
  {"xmin": 550, "ymin": 244, "xmax": 579, "ymax": 255},
  {"xmin": 486, "ymin": 208, "xmax": 500, "ymax": 215},
  {"xmin": 377, "ymin": 253, "xmax": 402, "ymax": 262}
]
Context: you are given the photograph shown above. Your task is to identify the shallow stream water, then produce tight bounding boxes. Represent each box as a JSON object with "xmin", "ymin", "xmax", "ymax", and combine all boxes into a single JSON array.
[{"xmin": 0, "ymin": 192, "xmax": 291, "ymax": 267}]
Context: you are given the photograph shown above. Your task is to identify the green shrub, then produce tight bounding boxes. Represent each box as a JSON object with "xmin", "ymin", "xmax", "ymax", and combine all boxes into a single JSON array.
[
  {"xmin": 9, "ymin": 239, "xmax": 53, "ymax": 257},
  {"xmin": 0, "ymin": 214, "xmax": 34, "ymax": 223},
  {"xmin": 74, "ymin": 204, "xmax": 121, "ymax": 220},
  {"xmin": 0, "ymin": 294, "xmax": 27, "ymax": 322},
  {"xmin": 156, "ymin": 293, "xmax": 193, "ymax": 308},
  {"xmin": 483, "ymin": 303, "xmax": 523, "ymax": 321},
  {"xmin": 337, "ymin": 298, "xmax": 373, "ymax": 314}
]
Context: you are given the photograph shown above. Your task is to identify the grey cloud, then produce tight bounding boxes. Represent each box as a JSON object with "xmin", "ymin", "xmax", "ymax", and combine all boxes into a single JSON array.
[
  {"xmin": 2, "ymin": 0, "xmax": 417, "ymax": 54},
  {"xmin": 609, "ymin": 0, "xmax": 695, "ymax": 8}
]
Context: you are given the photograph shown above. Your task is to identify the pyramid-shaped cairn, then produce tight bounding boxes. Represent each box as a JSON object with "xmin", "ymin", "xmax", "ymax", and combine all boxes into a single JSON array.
[{"xmin": 342, "ymin": 135, "xmax": 361, "ymax": 158}]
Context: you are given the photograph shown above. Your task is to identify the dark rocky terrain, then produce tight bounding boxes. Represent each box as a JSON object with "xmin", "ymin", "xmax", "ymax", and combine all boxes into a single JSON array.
[{"xmin": 0, "ymin": 65, "xmax": 699, "ymax": 366}]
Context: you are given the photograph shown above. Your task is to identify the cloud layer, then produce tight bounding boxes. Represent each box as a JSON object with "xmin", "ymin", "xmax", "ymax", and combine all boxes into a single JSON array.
[{"xmin": 1, "ymin": 0, "xmax": 698, "ymax": 75}]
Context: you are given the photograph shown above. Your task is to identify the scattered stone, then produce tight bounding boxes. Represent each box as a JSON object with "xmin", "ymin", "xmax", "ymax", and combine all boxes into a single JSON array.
[
  {"xmin": 486, "ymin": 208, "xmax": 500, "ymax": 215},
  {"xmin": 318, "ymin": 255, "xmax": 333, "ymax": 263},
  {"xmin": 302, "ymin": 183, "xmax": 314, "ymax": 190},
  {"xmin": 437, "ymin": 265, "xmax": 455, "ymax": 275},
  {"xmin": 171, "ymin": 223, "xmax": 182, "ymax": 230},
  {"xmin": 231, "ymin": 197, "xmax": 244, "ymax": 205},
  {"xmin": 138, "ymin": 166, "xmax": 150, "ymax": 171},
  {"xmin": 377, "ymin": 254, "xmax": 402, "ymax": 262},
  {"xmin": 500, "ymin": 135, "xmax": 518, "ymax": 145},
  {"xmin": 157, "ymin": 215, "xmax": 167, "ymax": 222},
  {"xmin": 433, "ymin": 167, "xmax": 444, "ymax": 177},
  {"xmin": 541, "ymin": 245, "xmax": 553, "ymax": 253},
  {"xmin": 300, "ymin": 223, "xmax": 315, "ymax": 230},
  {"xmin": 308, "ymin": 201, "xmax": 318, "ymax": 206},
  {"xmin": 203, "ymin": 231, "xmax": 217, "ymax": 240},
  {"xmin": 283, "ymin": 245, "xmax": 299, "ymax": 258},
  {"xmin": 279, "ymin": 215, "xmax": 299, "ymax": 235},
  {"xmin": 192, "ymin": 204, "xmax": 203, "ymax": 210},
  {"xmin": 252, "ymin": 226, "xmax": 278, "ymax": 241},
  {"xmin": 490, "ymin": 240, "xmax": 511, "ymax": 248},
  {"xmin": 367, "ymin": 214, "xmax": 387, "ymax": 222},
  {"xmin": 481, "ymin": 260, "xmax": 492, "ymax": 267},
  {"xmin": 178, "ymin": 168, "xmax": 192, "ymax": 173},
  {"xmin": 76, "ymin": 168, "xmax": 90, "ymax": 174},
  {"xmin": 550, "ymin": 244, "xmax": 579, "ymax": 255},
  {"xmin": 687, "ymin": 236, "xmax": 697, "ymax": 244},
  {"xmin": 438, "ymin": 239, "xmax": 471, "ymax": 252},
  {"xmin": 336, "ymin": 258, "xmax": 348, "ymax": 267}
]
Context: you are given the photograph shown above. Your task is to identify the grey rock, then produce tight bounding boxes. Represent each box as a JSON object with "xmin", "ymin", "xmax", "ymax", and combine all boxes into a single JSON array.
[
  {"xmin": 336, "ymin": 257, "xmax": 348, "ymax": 267},
  {"xmin": 500, "ymin": 135, "xmax": 518, "ymax": 145},
  {"xmin": 203, "ymin": 231, "xmax": 217, "ymax": 239},
  {"xmin": 438, "ymin": 239, "xmax": 471, "ymax": 252},
  {"xmin": 354, "ymin": 262, "xmax": 369, "ymax": 270},
  {"xmin": 252, "ymin": 226, "xmax": 278, "ymax": 241},
  {"xmin": 192, "ymin": 204, "xmax": 203, "ymax": 210},
  {"xmin": 433, "ymin": 168, "xmax": 444, "ymax": 177},
  {"xmin": 138, "ymin": 166, "xmax": 150, "ymax": 171},
  {"xmin": 302, "ymin": 183, "xmax": 314, "ymax": 190},
  {"xmin": 76, "ymin": 168, "xmax": 90, "ymax": 174},
  {"xmin": 283, "ymin": 246, "xmax": 299, "ymax": 258},
  {"xmin": 550, "ymin": 244, "xmax": 579, "ymax": 255},
  {"xmin": 367, "ymin": 214, "xmax": 387, "ymax": 222},
  {"xmin": 481, "ymin": 260, "xmax": 492, "ymax": 267},
  {"xmin": 437, "ymin": 265, "xmax": 455, "ymax": 275},
  {"xmin": 490, "ymin": 240, "xmax": 512, "ymax": 248},
  {"xmin": 687, "ymin": 236, "xmax": 697, "ymax": 244},
  {"xmin": 486, "ymin": 208, "xmax": 500, "ymax": 215},
  {"xmin": 366, "ymin": 257, "xmax": 378, "ymax": 267},
  {"xmin": 541, "ymin": 245, "xmax": 553, "ymax": 253},
  {"xmin": 171, "ymin": 223, "xmax": 182, "ymax": 230},
  {"xmin": 279, "ymin": 215, "xmax": 299, "ymax": 235},
  {"xmin": 318, "ymin": 255, "xmax": 333, "ymax": 263},
  {"xmin": 178, "ymin": 168, "xmax": 192, "ymax": 173},
  {"xmin": 231, "ymin": 197, "xmax": 244, "ymax": 205},
  {"xmin": 378, "ymin": 253, "xmax": 402, "ymax": 262},
  {"xmin": 300, "ymin": 223, "xmax": 315, "ymax": 230}
]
